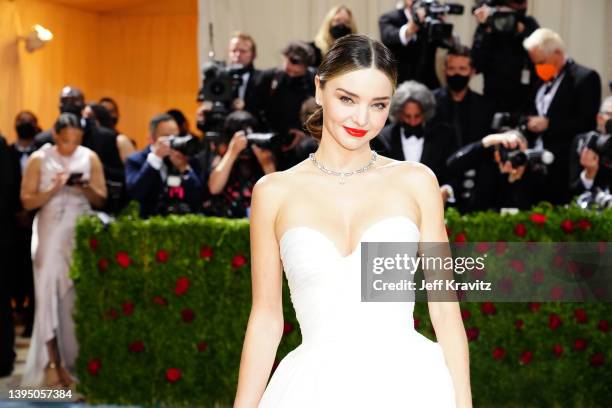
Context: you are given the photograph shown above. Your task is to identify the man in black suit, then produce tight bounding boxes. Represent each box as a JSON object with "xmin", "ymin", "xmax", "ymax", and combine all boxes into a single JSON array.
[
  {"xmin": 471, "ymin": 0, "xmax": 539, "ymax": 113},
  {"xmin": 523, "ymin": 28, "xmax": 601, "ymax": 205},
  {"xmin": 34, "ymin": 86, "xmax": 126, "ymax": 212},
  {"xmin": 370, "ymin": 80, "xmax": 457, "ymax": 202},
  {"xmin": 259, "ymin": 41, "xmax": 316, "ymax": 170},
  {"xmin": 379, "ymin": 0, "xmax": 442, "ymax": 90},
  {"xmin": 125, "ymin": 114, "xmax": 205, "ymax": 218},
  {"xmin": 0, "ymin": 135, "xmax": 16, "ymax": 377},
  {"xmin": 433, "ymin": 45, "xmax": 494, "ymax": 211},
  {"xmin": 569, "ymin": 96, "xmax": 612, "ymax": 197}
]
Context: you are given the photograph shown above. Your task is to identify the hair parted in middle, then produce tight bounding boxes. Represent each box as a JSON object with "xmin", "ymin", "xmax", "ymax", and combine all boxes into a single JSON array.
[{"xmin": 304, "ymin": 34, "xmax": 398, "ymax": 141}]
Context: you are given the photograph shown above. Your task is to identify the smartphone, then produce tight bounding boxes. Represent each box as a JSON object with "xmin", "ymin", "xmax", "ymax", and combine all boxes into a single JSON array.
[{"xmin": 66, "ymin": 172, "xmax": 84, "ymax": 186}]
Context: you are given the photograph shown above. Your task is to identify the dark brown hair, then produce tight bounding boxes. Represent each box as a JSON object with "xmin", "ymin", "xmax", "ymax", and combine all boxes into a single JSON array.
[{"xmin": 304, "ymin": 34, "xmax": 397, "ymax": 141}]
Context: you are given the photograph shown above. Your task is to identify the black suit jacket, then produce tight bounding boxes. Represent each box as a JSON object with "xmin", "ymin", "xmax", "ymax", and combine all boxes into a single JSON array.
[
  {"xmin": 569, "ymin": 132, "xmax": 611, "ymax": 197},
  {"xmin": 243, "ymin": 68, "xmax": 265, "ymax": 121},
  {"xmin": 379, "ymin": 8, "xmax": 439, "ymax": 89},
  {"xmin": 527, "ymin": 60, "xmax": 601, "ymax": 204},
  {"xmin": 370, "ymin": 122, "xmax": 456, "ymax": 186},
  {"xmin": 125, "ymin": 146, "xmax": 205, "ymax": 218},
  {"xmin": 433, "ymin": 87, "xmax": 493, "ymax": 147}
]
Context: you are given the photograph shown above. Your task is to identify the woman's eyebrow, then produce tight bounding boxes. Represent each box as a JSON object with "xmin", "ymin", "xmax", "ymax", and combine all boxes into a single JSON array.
[{"xmin": 336, "ymin": 88, "xmax": 390, "ymax": 101}]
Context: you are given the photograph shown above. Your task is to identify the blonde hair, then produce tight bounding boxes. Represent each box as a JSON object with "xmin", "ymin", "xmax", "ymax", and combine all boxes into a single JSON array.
[
  {"xmin": 313, "ymin": 5, "xmax": 358, "ymax": 57},
  {"xmin": 523, "ymin": 28, "xmax": 566, "ymax": 57},
  {"xmin": 230, "ymin": 31, "xmax": 257, "ymax": 58}
]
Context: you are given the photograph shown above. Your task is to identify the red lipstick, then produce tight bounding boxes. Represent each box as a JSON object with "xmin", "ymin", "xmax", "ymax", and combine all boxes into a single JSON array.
[{"xmin": 343, "ymin": 126, "xmax": 368, "ymax": 138}]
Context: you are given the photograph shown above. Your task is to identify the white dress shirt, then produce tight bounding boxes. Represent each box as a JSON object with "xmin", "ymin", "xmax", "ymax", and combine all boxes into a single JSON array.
[{"xmin": 400, "ymin": 126, "xmax": 424, "ymax": 162}]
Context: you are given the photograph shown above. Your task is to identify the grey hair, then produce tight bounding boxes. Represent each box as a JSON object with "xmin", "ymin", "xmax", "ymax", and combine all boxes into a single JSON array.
[
  {"xmin": 389, "ymin": 80, "xmax": 436, "ymax": 123},
  {"xmin": 601, "ymin": 96, "xmax": 612, "ymax": 113}
]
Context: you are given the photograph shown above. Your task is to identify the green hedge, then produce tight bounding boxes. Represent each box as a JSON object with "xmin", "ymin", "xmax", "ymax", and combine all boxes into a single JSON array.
[{"xmin": 71, "ymin": 204, "xmax": 612, "ymax": 407}]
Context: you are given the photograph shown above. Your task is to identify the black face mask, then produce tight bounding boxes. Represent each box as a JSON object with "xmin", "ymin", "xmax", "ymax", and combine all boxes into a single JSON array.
[
  {"xmin": 83, "ymin": 117, "xmax": 96, "ymax": 134},
  {"xmin": 446, "ymin": 74, "xmax": 470, "ymax": 92},
  {"xmin": 16, "ymin": 122, "xmax": 38, "ymax": 140},
  {"xmin": 60, "ymin": 102, "xmax": 84, "ymax": 117},
  {"xmin": 329, "ymin": 24, "xmax": 351, "ymax": 40},
  {"xmin": 402, "ymin": 124, "xmax": 424, "ymax": 138}
]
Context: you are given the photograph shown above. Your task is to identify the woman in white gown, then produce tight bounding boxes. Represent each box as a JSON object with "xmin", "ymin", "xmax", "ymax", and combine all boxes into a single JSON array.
[
  {"xmin": 20, "ymin": 113, "xmax": 107, "ymax": 387},
  {"xmin": 234, "ymin": 35, "xmax": 471, "ymax": 407}
]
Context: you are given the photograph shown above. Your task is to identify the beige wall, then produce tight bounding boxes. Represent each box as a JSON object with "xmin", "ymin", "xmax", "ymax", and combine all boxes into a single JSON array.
[{"xmin": 198, "ymin": 0, "xmax": 611, "ymax": 97}]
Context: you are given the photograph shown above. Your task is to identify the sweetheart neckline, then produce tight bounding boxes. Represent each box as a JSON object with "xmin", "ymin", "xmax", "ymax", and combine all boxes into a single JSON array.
[{"xmin": 278, "ymin": 216, "xmax": 420, "ymax": 259}]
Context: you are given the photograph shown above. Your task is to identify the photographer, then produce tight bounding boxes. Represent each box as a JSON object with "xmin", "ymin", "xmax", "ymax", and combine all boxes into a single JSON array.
[
  {"xmin": 370, "ymin": 80, "xmax": 458, "ymax": 202},
  {"xmin": 523, "ymin": 28, "xmax": 601, "ymax": 205},
  {"xmin": 125, "ymin": 114, "xmax": 205, "ymax": 218},
  {"xmin": 471, "ymin": 0, "xmax": 539, "ymax": 112},
  {"xmin": 570, "ymin": 96, "xmax": 612, "ymax": 197},
  {"xmin": 198, "ymin": 32, "xmax": 264, "ymax": 133},
  {"xmin": 259, "ymin": 41, "xmax": 316, "ymax": 170},
  {"xmin": 380, "ymin": 0, "xmax": 463, "ymax": 90},
  {"xmin": 446, "ymin": 130, "xmax": 546, "ymax": 212},
  {"xmin": 203, "ymin": 111, "xmax": 275, "ymax": 218}
]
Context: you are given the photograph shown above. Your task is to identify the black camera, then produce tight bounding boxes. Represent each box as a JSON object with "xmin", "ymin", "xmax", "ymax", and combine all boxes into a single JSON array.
[
  {"xmin": 581, "ymin": 128, "xmax": 612, "ymax": 171},
  {"xmin": 413, "ymin": 0, "xmax": 464, "ymax": 45},
  {"xmin": 473, "ymin": 0, "xmax": 527, "ymax": 34},
  {"xmin": 491, "ymin": 112, "xmax": 528, "ymax": 134},
  {"xmin": 197, "ymin": 61, "xmax": 249, "ymax": 134},
  {"xmin": 577, "ymin": 188, "xmax": 612, "ymax": 211},
  {"xmin": 497, "ymin": 146, "xmax": 554, "ymax": 169},
  {"xmin": 167, "ymin": 135, "xmax": 202, "ymax": 157}
]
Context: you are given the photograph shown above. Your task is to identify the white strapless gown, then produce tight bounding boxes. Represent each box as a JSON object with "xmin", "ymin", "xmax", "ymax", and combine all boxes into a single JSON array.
[{"xmin": 259, "ymin": 216, "xmax": 456, "ymax": 407}]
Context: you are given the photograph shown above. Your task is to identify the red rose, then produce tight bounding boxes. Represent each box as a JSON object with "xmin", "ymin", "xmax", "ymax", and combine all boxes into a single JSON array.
[
  {"xmin": 576, "ymin": 219, "xmax": 592, "ymax": 231},
  {"xmin": 553, "ymin": 255, "xmax": 565, "ymax": 268},
  {"xmin": 598, "ymin": 319, "xmax": 610, "ymax": 333},
  {"xmin": 98, "ymin": 258, "xmax": 109, "ymax": 272},
  {"xmin": 472, "ymin": 267, "xmax": 486, "ymax": 280},
  {"xmin": 553, "ymin": 344, "xmax": 564, "ymax": 358},
  {"xmin": 122, "ymin": 301, "xmax": 134, "ymax": 316},
  {"xmin": 492, "ymin": 347, "xmax": 506, "ymax": 360},
  {"xmin": 197, "ymin": 342, "xmax": 208, "ymax": 352},
  {"xmin": 574, "ymin": 308, "xmax": 588, "ymax": 324},
  {"xmin": 549, "ymin": 313, "xmax": 562, "ymax": 330},
  {"xmin": 499, "ymin": 277, "xmax": 513, "ymax": 294},
  {"xmin": 88, "ymin": 358, "xmax": 101, "ymax": 375},
  {"xmin": 567, "ymin": 261, "xmax": 579, "ymax": 277},
  {"xmin": 116, "ymin": 251, "xmax": 131, "ymax": 268},
  {"xmin": 481, "ymin": 302, "xmax": 496, "ymax": 315},
  {"xmin": 574, "ymin": 338, "xmax": 588, "ymax": 351},
  {"xmin": 510, "ymin": 259, "xmax": 525, "ymax": 273},
  {"xmin": 128, "ymin": 341, "xmax": 145, "ymax": 353},
  {"xmin": 283, "ymin": 322, "xmax": 294, "ymax": 336},
  {"xmin": 495, "ymin": 241, "xmax": 507, "ymax": 255},
  {"xmin": 106, "ymin": 308, "xmax": 119, "ymax": 320},
  {"xmin": 520, "ymin": 350, "xmax": 533, "ymax": 365},
  {"xmin": 153, "ymin": 296, "xmax": 168, "ymax": 306},
  {"xmin": 528, "ymin": 302, "xmax": 541, "ymax": 312},
  {"xmin": 530, "ymin": 213, "xmax": 547, "ymax": 225},
  {"xmin": 175, "ymin": 277, "xmax": 190, "ymax": 296},
  {"xmin": 550, "ymin": 286, "xmax": 564, "ymax": 300},
  {"xmin": 590, "ymin": 352, "xmax": 605, "ymax": 367},
  {"xmin": 454, "ymin": 232, "xmax": 467, "ymax": 243},
  {"xmin": 156, "ymin": 249, "xmax": 169, "ymax": 263},
  {"xmin": 181, "ymin": 308, "xmax": 195, "ymax": 323},
  {"xmin": 466, "ymin": 327, "xmax": 479, "ymax": 341},
  {"xmin": 560, "ymin": 219, "xmax": 574, "ymax": 234},
  {"xmin": 514, "ymin": 223, "xmax": 527, "ymax": 238},
  {"xmin": 514, "ymin": 319, "xmax": 524, "ymax": 330},
  {"xmin": 460, "ymin": 309, "xmax": 471, "ymax": 320},
  {"xmin": 89, "ymin": 238, "xmax": 98, "ymax": 250},
  {"xmin": 200, "ymin": 245, "xmax": 214, "ymax": 260},
  {"xmin": 532, "ymin": 268, "xmax": 544, "ymax": 284},
  {"xmin": 166, "ymin": 368, "xmax": 181, "ymax": 383},
  {"xmin": 232, "ymin": 254, "xmax": 247, "ymax": 268},
  {"xmin": 475, "ymin": 242, "xmax": 489, "ymax": 253}
]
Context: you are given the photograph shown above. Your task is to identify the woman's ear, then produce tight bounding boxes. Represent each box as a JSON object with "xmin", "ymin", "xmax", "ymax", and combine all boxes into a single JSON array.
[{"xmin": 315, "ymin": 75, "xmax": 322, "ymax": 105}]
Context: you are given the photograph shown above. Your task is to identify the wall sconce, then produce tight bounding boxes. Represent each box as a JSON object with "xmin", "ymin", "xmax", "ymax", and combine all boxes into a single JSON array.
[{"xmin": 21, "ymin": 24, "xmax": 54, "ymax": 53}]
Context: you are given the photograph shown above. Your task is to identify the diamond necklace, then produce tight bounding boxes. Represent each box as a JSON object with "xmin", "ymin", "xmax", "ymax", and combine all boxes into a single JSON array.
[{"xmin": 309, "ymin": 151, "xmax": 378, "ymax": 185}]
